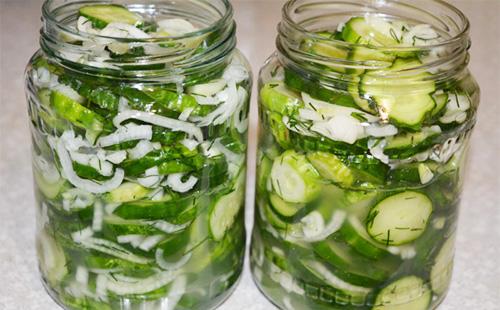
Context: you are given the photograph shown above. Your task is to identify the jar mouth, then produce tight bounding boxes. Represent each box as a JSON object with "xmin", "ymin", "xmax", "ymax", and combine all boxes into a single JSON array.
[
  {"xmin": 42, "ymin": 0, "xmax": 234, "ymax": 43},
  {"xmin": 39, "ymin": 0, "xmax": 236, "ymax": 79},
  {"xmin": 281, "ymin": 0, "xmax": 470, "ymax": 51}
]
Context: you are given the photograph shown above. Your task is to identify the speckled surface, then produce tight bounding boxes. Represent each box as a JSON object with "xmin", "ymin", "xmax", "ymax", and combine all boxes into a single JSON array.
[{"xmin": 0, "ymin": 0, "xmax": 499, "ymax": 309}]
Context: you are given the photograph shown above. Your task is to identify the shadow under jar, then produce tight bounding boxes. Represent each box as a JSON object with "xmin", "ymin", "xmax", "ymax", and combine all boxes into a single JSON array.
[
  {"xmin": 25, "ymin": 1, "xmax": 252, "ymax": 309},
  {"xmin": 250, "ymin": 0, "xmax": 478, "ymax": 309}
]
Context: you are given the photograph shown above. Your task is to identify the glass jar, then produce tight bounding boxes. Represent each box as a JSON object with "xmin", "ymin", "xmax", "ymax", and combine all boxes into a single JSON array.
[
  {"xmin": 25, "ymin": 0, "xmax": 251, "ymax": 309},
  {"xmin": 251, "ymin": 0, "xmax": 478, "ymax": 309}
]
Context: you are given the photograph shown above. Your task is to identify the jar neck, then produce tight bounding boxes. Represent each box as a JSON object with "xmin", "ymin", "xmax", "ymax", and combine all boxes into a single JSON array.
[
  {"xmin": 40, "ymin": 0, "xmax": 236, "ymax": 83},
  {"xmin": 277, "ymin": 0, "xmax": 471, "ymax": 86}
]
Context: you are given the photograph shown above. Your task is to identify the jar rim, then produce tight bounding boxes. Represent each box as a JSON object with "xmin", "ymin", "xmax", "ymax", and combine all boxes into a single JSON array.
[
  {"xmin": 281, "ymin": 0, "xmax": 470, "ymax": 51},
  {"xmin": 41, "ymin": 0, "xmax": 234, "ymax": 42}
]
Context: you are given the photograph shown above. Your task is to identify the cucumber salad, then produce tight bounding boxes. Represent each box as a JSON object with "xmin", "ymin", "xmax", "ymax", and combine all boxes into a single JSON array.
[
  {"xmin": 251, "ymin": 15, "xmax": 477, "ymax": 310},
  {"xmin": 27, "ymin": 3, "xmax": 250, "ymax": 309}
]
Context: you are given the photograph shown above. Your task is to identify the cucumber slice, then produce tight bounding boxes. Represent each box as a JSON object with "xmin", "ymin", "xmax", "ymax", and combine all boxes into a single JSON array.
[
  {"xmin": 79, "ymin": 5, "xmax": 143, "ymax": 29},
  {"xmin": 342, "ymin": 17, "xmax": 397, "ymax": 46},
  {"xmin": 269, "ymin": 193, "xmax": 304, "ymax": 218},
  {"xmin": 261, "ymin": 200, "xmax": 288, "ymax": 230},
  {"xmin": 373, "ymin": 276, "xmax": 431, "ymax": 310},
  {"xmin": 51, "ymin": 90, "xmax": 103, "ymax": 141},
  {"xmin": 106, "ymin": 182, "xmax": 149, "ymax": 203},
  {"xmin": 209, "ymin": 176, "xmax": 245, "ymax": 241},
  {"xmin": 267, "ymin": 112, "xmax": 291, "ymax": 149},
  {"xmin": 256, "ymin": 154, "xmax": 273, "ymax": 194},
  {"xmin": 361, "ymin": 59, "xmax": 436, "ymax": 129},
  {"xmin": 431, "ymin": 92, "xmax": 449, "ymax": 117},
  {"xmin": 430, "ymin": 235, "xmax": 455, "ymax": 295},
  {"xmin": 313, "ymin": 239, "xmax": 392, "ymax": 285},
  {"xmin": 284, "ymin": 69, "xmax": 357, "ymax": 107},
  {"xmin": 300, "ymin": 259, "xmax": 372, "ymax": 297},
  {"xmin": 384, "ymin": 126, "xmax": 441, "ymax": 159},
  {"xmin": 260, "ymin": 82, "xmax": 303, "ymax": 115},
  {"xmin": 340, "ymin": 215, "xmax": 389, "ymax": 259},
  {"xmin": 37, "ymin": 229, "xmax": 68, "ymax": 286},
  {"xmin": 307, "ymin": 152, "xmax": 354, "ymax": 187},
  {"xmin": 348, "ymin": 78, "xmax": 377, "ymax": 113},
  {"xmin": 366, "ymin": 192, "xmax": 433, "ymax": 246},
  {"xmin": 270, "ymin": 150, "xmax": 321, "ymax": 204},
  {"xmin": 300, "ymin": 38, "xmax": 349, "ymax": 73}
]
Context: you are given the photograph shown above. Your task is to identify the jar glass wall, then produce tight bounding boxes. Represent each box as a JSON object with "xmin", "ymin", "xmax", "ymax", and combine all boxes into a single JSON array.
[
  {"xmin": 251, "ymin": 0, "xmax": 478, "ymax": 309},
  {"xmin": 25, "ymin": 1, "xmax": 251, "ymax": 309}
]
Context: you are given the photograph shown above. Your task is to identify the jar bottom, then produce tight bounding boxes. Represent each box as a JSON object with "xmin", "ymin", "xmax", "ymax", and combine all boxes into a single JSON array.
[
  {"xmin": 250, "ymin": 258, "xmax": 452, "ymax": 310},
  {"xmin": 40, "ymin": 268, "xmax": 243, "ymax": 310}
]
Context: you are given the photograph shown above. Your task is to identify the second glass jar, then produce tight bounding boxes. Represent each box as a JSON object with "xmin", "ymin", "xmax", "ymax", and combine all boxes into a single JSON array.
[{"xmin": 251, "ymin": 0, "xmax": 479, "ymax": 309}]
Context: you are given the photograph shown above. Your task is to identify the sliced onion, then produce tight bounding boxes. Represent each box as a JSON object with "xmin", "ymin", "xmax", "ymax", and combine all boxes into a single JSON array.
[
  {"xmin": 113, "ymin": 110, "xmax": 203, "ymax": 142},
  {"xmin": 128, "ymin": 140, "xmax": 154, "ymax": 160},
  {"xmin": 149, "ymin": 220, "xmax": 190, "ymax": 234},
  {"xmin": 95, "ymin": 274, "xmax": 108, "ymax": 297},
  {"xmin": 368, "ymin": 139, "xmax": 389, "ymax": 164},
  {"xmin": 62, "ymin": 188, "xmax": 95, "ymax": 211},
  {"xmin": 138, "ymin": 166, "xmax": 163, "ymax": 188},
  {"xmin": 98, "ymin": 124, "xmax": 153, "ymax": 147},
  {"xmin": 233, "ymin": 87, "xmax": 249, "ymax": 133},
  {"xmin": 57, "ymin": 138, "xmax": 124, "ymax": 194},
  {"xmin": 101, "ymin": 22, "xmax": 150, "ymax": 39},
  {"xmin": 138, "ymin": 235, "xmax": 165, "ymax": 251},
  {"xmin": 79, "ymin": 237, "xmax": 151, "ymax": 264},
  {"xmin": 53, "ymin": 84, "xmax": 84, "ymax": 103},
  {"xmin": 117, "ymin": 235, "xmax": 145, "ymax": 248},
  {"xmin": 92, "ymin": 200, "xmax": 104, "ymax": 232},
  {"xmin": 178, "ymin": 107, "xmax": 194, "ymax": 121},
  {"xmin": 365, "ymin": 124, "xmax": 398, "ymax": 138},
  {"xmin": 165, "ymin": 173, "xmax": 198, "ymax": 193},
  {"xmin": 156, "ymin": 249, "xmax": 192, "ymax": 270},
  {"xmin": 71, "ymin": 227, "xmax": 94, "ymax": 243},
  {"xmin": 157, "ymin": 18, "xmax": 197, "ymax": 36},
  {"xmin": 166, "ymin": 275, "xmax": 187, "ymax": 309},
  {"xmin": 191, "ymin": 82, "xmax": 239, "ymax": 126},
  {"xmin": 76, "ymin": 266, "xmax": 89, "ymax": 285},
  {"xmin": 106, "ymin": 271, "xmax": 175, "ymax": 295},
  {"xmin": 106, "ymin": 150, "xmax": 127, "ymax": 164},
  {"xmin": 181, "ymin": 139, "xmax": 199, "ymax": 151}
]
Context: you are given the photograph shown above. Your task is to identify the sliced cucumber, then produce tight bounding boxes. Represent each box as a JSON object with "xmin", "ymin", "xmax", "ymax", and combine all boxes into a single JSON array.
[
  {"xmin": 373, "ymin": 276, "xmax": 431, "ymax": 310},
  {"xmin": 431, "ymin": 92, "xmax": 449, "ymax": 117},
  {"xmin": 384, "ymin": 126, "xmax": 441, "ymax": 159},
  {"xmin": 209, "ymin": 175, "xmax": 245, "ymax": 241},
  {"xmin": 79, "ymin": 4, "xmax": 143, "ymax": 29},
  {"xmin": 262, "ymin": 201, "xmax": 288, "ymax": 230},
  {"xmin": 270, "ymin": 150, "xmax": 321, "ymax": 204},
  {"xmin": 300, "ymin": 259, "xmax": 372, "ymax": 297},
  {"xmin": 37, "ymin": 229, "xmax": 68, "ymax": 286},
  {"xmin": 340, "ymin": 215, "xmax": 389, "ymax": 259},
  {"xmin": 367, "ymin": 191, "xmax": 433, "ymax": 246},
  {"xmin": 51, "ymin": 90, "xmax": 103, "ymax": 141},
  {"xmin": 307, "ymin": 152, "xmax": 354, "ymax": 187},
  {"xmin": 106, "ymin": 182, "xmax": 149, "ymax": 203},
  {"xmin": 313, "ymin": 239, "xmax": 392, "ymax": 285},
  {"xmin": 348, "ymin": 78, "xmax": 377, "ymax": 113},
  {"xmin": 361, "ymin": 59, "xmax": 436, "ymax": 129},
  {"xmin": 269, "ymin": 193, "xmax": 304, "ymax": 218},
  {"xmin": 260, "ymin": 82, "xmax": 303, "ymax": 115},
  {"xmin": 342, "ymin": 17, "xmax": 397, "ymax": 46},
  {"xmin": 430, "ymin": 235, "xmax": 455, "ymax": 295},
  {"xmin": 300, "ymin": 39, "xmax": 349, "ymax": 73},
  {"xmin": 256, "ymin": 154, "xmax": 273, "ymax": 194}
]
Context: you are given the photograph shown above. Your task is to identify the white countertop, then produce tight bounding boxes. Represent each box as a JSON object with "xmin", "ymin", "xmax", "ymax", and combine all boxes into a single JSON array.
[{"xmin": 0, "ymin": 0, "xmax": 499, "ymax": 309}]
